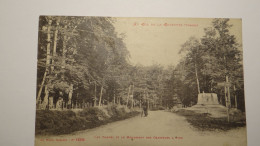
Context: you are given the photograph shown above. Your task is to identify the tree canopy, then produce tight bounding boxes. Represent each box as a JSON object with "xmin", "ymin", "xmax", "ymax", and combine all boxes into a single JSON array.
[{"xmin": 37, "ymin": 17, "xmax": 245, "ymax": 111}]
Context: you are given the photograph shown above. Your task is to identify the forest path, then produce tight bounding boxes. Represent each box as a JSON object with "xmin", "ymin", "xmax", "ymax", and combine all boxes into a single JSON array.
[{"xmin": 35, "ymin": 111, "xmax": 247, "ymax": 146}]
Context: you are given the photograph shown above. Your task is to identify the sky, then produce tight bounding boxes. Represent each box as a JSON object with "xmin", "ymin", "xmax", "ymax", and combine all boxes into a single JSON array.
[{"xmin": 113, "ymin": 17, "xmax": 242, "ymax": 67}]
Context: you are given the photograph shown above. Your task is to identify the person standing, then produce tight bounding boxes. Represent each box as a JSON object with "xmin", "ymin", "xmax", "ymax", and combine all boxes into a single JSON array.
[{"xmin": 142, "ymin": 100, "xmax": 148, "ymax": 117}]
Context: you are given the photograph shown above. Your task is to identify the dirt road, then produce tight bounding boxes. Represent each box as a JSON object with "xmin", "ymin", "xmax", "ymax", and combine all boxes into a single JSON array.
[{"xmin": 35, "ymin": 110, "xmax": 247, "ymax": 146}]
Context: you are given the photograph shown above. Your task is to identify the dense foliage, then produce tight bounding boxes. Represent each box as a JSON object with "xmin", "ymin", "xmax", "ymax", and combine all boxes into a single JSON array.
[
  {"xmin": 37, "ymin": 16, "xmax": 131, "ymax": 108},
  {"xmin": 37, "ymin": 17, "xmax": 245, "ymax": 112},
  {"xmin": 35, "ymin": 105, "xmax": 139, "ymax": 135},
  {"xmin": 167, "ymin": 18, "xmax": 245, "ymax": 111}
]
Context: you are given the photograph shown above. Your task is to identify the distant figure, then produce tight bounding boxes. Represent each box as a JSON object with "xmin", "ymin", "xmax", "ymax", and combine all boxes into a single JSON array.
[{"xmin": 142, "ymin": 101, "xmax": 148, "ymax": 117}]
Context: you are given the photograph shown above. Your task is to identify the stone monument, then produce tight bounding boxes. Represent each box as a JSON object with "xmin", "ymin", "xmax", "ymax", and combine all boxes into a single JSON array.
[{"xmin": 197, "ymin": 92, "xmax": 219, "ymax": 105}]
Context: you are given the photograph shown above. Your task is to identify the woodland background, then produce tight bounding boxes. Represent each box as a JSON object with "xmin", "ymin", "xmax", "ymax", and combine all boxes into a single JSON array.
[{"xmin": 37, "ymin": 16, "xmax": 245, "ymax": 111}]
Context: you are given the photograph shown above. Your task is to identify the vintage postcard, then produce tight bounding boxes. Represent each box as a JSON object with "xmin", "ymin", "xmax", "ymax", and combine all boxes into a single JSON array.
[{"xmin": 35, "ymin": 16, "xmax": 247, "ymax": 146}]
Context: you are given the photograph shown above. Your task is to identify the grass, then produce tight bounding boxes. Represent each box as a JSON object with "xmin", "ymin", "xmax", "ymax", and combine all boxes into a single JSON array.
[
  {"xmin": 174, "ymin": 109, "xmax": 246, "ymax": 131},
  {"xmin": 35, "ymin": 105, "xmax": 140, "ymax": 135}
]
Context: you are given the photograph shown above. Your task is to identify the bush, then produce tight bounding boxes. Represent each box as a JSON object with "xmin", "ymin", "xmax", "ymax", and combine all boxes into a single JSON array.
[
  {"xmin": 35, "ymin": 105, "xmax": 140, "ymax": 135},
  {"xmin": 105, "ymin": 104, "xmax": 118, "ymax": 117},
  {"xmin": 35, "ymin": 110, "xmax": 90, "ymax": 135},
  {"xmin": 79, "ymin": 107, "xmax": 109, "ymax": 124}
]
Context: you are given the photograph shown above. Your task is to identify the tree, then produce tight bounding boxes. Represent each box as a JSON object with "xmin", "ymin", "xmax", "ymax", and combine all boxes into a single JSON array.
[
  {"xmin": 171, "ymin": 18, "xmax": 244, "ymax": 110},
  {"xmin": 179, "ymin": 37, "xmax": 202, "ymax": 94},
  {"xmin": 37, "ymin": 16, "xmax": 131, "ymax": 109}
]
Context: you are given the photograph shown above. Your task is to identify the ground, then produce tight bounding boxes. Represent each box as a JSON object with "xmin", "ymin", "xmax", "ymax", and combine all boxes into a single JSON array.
[{"xmin": 35, "ymin": 110, "xmax": 247, "ymax": 146}]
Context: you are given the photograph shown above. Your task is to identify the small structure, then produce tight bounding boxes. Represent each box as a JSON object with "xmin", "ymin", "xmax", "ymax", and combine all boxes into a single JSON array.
[
  {"xmin": 197, "ymin": 93, "xmax": 219, "ymax": 105},
  {"xmin": 189, "ymin": 92, "xmax": 227, "ymax": 118}
]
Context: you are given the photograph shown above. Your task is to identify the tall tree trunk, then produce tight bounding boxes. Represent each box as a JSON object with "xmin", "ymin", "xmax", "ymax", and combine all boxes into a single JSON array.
[
  {"xmin": 223, "ymin": 55, "xmax": 230, "ymax": 122},
  {"xmin": 36, "ymin": 19, "xmax": 52, "ymax": 107},
  {"xmin": 113, "ymin": 90, "xmax": 116, "ymax": 104},
  {"xmin": 68, "ymin": 84, "xmax": 73, "ymax": 109},
  {"xmin": 139, "ymin": 99, "xmax": 141, "ymax": 108},
  {"xmin": 234, "ymin": 85, "xmax": 237, "ymax": 108},
  {"xmin": 226, "ymin": 76, "xmax": 231, "ymax": 108},
  {"xmin": 94, "ymin": 81, "xmax": 97, "ymax": 106},
  {"xmin": 126, "ymin": 85, "xmax": 131, "ymax": 107},
  {"xmin": 44, "ymin": 19, "xmax": 52, "ymax": 105},
  {"xmin": 98, "ymin": 85, "xmax": 103, "ymax": 107},
  {"xmin": 195, "ymin": 62, "xmax": 200, "ymax": 94},
  {"xmin": 51, "ymin": 18, "xmax": 60, "ymax": 72},
  {"xmin": 131, "ymin": 84, "xmax": 134, "ymax": 109},
  {"xmin": 42, "ymin": 85, "xmax": 49, "ymax": 110},
  {"xmin": 62, "ymin": 25, "xmax": 67, "ymax": 69},
  {"xmin": 46, "ymin": 20, "xmax": 52, "ymax": 66},
  {"xmin": 210, "ymin": 80, "xmax": 213, "ymax": 92},
  {"xmin": 224, "ymin": 86, "xmax": 228, "ymax": 107},
  {"xmin": 224, "ymin": 77, "xmax": 230, "ymax": 123},
  {"xmin": 36, "ymin": 71, "xmax": 47, "ymax": 106}
]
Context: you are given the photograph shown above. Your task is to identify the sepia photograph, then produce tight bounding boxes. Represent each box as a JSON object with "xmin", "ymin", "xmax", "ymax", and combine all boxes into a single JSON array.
[{"xmin": 34, "ymin": 16, "xmax": 246, "ymax": 146}]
